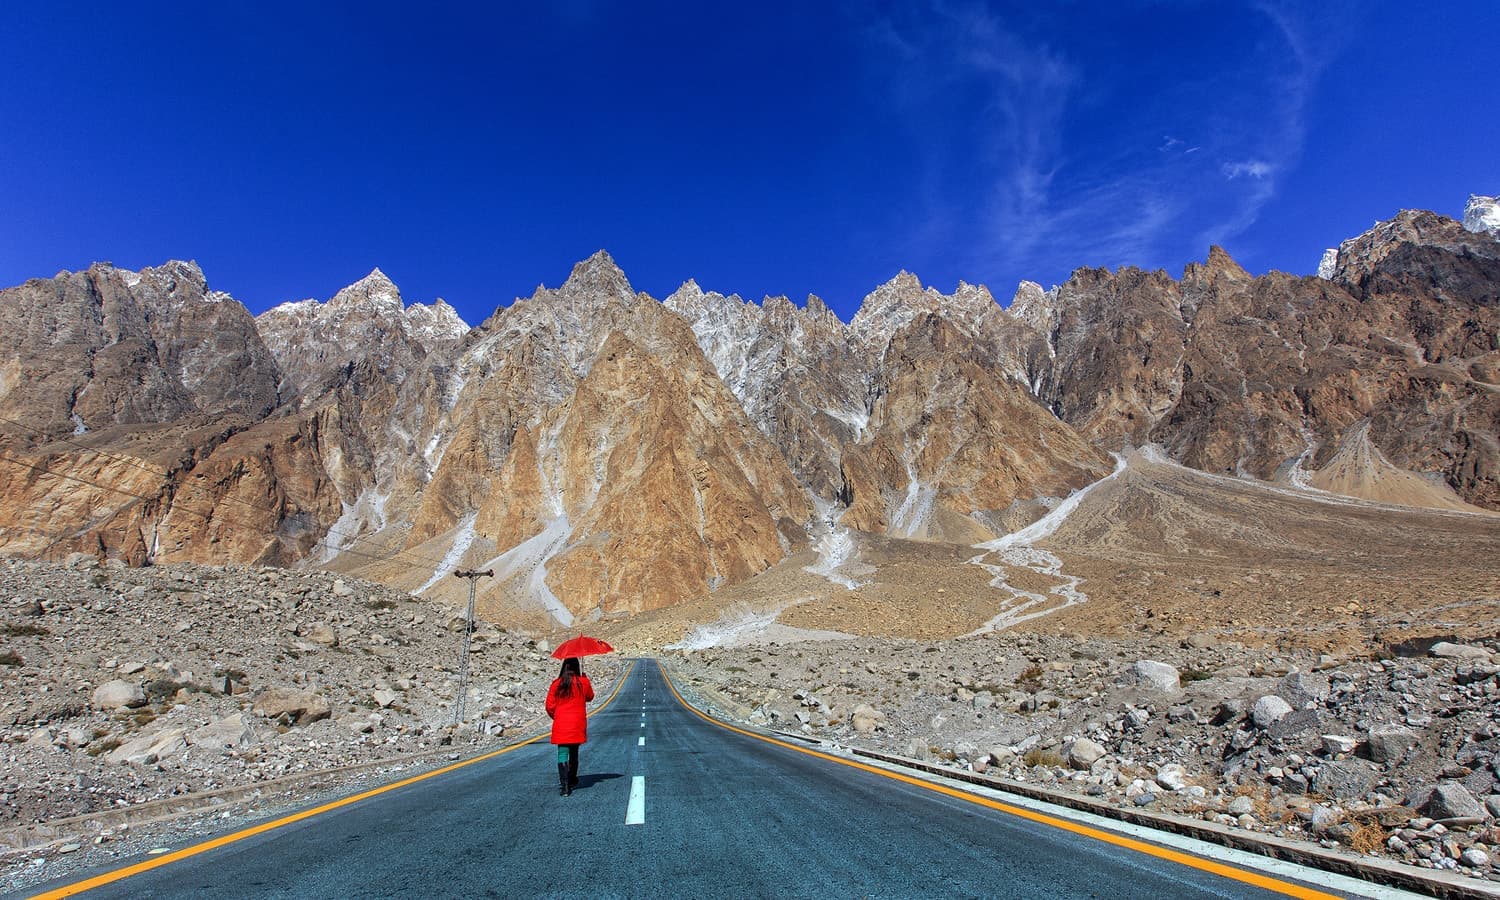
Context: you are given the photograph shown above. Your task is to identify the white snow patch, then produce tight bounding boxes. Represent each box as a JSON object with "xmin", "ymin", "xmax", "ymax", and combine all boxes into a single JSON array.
[
  {"xmin": 120, "ymin": 270, "xmax": 141, "ymax": 287},
  {"xmin": 890, "ymin": 479, "xmax": 938, "ymax": 539},
  {"xmin": 1316, "ymin": 248, "xmax": 1338, "ymax": 279},
  {"xmin": 803, "ymin": 498, "xmax": 863, "ymax": 590},
  {"xmin": 667, "ymin": 601, "xmax": 851, "ymax": 650},
  {"xmin": 318, "ymin": 488, "xmax": 390, "ymax": 563},
  {"xmin": 823, "ymin": 405, "xmax": 870, "ymax": 439},
  {"xmin": 71, "ymin": 413, "xmax": 87, "ymax": 436},
  {"xmin": 477, "ymin": 516, "xmax": 575, "ymax": 627},
  {"xmin": 422, "ymin": 433, "xmax": 445, "ymax": 470},
  {"xmin": 966, "ymin": 454, "xmax": 1126, "ymax": 633},
  {"xmin": 1463, "ymin": 194, "xmax": 1500, "ymax": 237},
  {"xmin": 415, "ymin": 512, "xmax": 479, "ymax": 594}
]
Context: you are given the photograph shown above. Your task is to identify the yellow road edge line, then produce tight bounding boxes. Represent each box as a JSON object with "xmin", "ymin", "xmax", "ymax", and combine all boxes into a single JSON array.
[
  {"xmin": 32, "ymin": 660, "xmax": 636, "ymax": 899},
  {"xmin": 657, "ymin": 660, "xmax": 1339, "ymax": 900}
]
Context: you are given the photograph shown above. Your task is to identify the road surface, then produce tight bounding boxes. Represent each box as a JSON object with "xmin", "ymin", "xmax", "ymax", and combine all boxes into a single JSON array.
[{"xmin": 27, "ymin": 660, "xmax": 1355, "ymax": 899}]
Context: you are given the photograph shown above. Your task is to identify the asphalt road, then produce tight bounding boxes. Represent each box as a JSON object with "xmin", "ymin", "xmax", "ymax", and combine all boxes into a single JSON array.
[{"xmin": 28, "ymin": 660, "xmax": 1345, "ymax": 899}]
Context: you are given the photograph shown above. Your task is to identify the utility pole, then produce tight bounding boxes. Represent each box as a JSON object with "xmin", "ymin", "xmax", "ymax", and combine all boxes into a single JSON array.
[{"xmin": 451, "ymin": 569, "xmax": 493, "ymax": 726}]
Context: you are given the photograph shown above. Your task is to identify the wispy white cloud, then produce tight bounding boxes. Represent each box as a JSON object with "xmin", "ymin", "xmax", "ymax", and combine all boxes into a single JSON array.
[
  {"xmin": 1222, "ymin": 160, "xmax": 1273, "ymax": 179},
  {"xmin": 861, "ymin": 1, "xmax": 1345, "ymax": 284}
]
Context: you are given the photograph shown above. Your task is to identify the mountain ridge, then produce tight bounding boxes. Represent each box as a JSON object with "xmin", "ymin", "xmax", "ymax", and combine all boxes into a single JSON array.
[{"xmin": 0, "ymin": 199, "xmax": 1495, "ymax": 630}]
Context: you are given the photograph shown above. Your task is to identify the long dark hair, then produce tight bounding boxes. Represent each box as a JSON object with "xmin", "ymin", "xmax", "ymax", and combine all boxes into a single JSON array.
[{"xmin": 556, "ymin": 657, "xmax": 581, "ymax": 698}]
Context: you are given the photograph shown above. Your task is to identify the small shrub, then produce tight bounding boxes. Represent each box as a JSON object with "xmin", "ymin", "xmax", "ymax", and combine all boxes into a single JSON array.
[
  {"xmin": 86, "ymin": 737, "xmax": 122, "ymax": 758},
  {"xmin": 0, "ymin": 650, "xmax": 22, "ymax": 667},
  {"xmin": 1181, "ymin": 668, "xmax": 1213, "ymax": 682},
  {"xmin": 143, "ymin": 679, "xmax": 192, "ymax": 700},
  {"xmin": 725, "ymin": 666, "xmax": 745, "ymax": 674},
  {"xmin": 1017, "ymin": 664, "xmax": 1043, "ymax": 688},
  {"xmin": 2, "ymin": 623, "xmax": 49, "ymax": 637},
  {"xmin": 1022, "ymin": 747, "xmax": 1064, "ymax": 768},
  {"xmin": 366, "ymin": 599, "xmax": 397, "ymax": 610}
]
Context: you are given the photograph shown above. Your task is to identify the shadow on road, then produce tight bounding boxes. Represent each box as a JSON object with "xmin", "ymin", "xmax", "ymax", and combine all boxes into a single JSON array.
[{"xmin": 574, "ymin": 772, "xmax": 624, "ymax": 791}]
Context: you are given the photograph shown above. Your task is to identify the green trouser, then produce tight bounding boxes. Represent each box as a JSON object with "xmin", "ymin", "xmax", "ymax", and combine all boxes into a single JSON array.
[{"xmin": 557, "ymin": 744, "xmax": 579, "ymax": 789}]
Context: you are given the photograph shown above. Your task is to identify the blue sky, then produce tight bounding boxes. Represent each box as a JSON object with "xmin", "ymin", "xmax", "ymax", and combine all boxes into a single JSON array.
[{"xmin": 1, "ymin": 1, "xmax": 1494, "ymax": 324}]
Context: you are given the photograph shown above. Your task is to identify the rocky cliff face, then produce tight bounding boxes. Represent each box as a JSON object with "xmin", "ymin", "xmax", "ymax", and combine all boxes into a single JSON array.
[
  {"xmin": 0, "ymin": 200, "xmax": 1494, "ymax": 630},
  {"xmin": 0, "ymin": 261, "xmax": 282, "ymax": 440},
  {"xmin": 1018, "ymin": 214, "xmax": 1499, "ymax": 510},
  {"xmin": 391, "ymin": 252, "xmax": 813, "ymax": 625},
  {"xmin": 664, "ymin": 281, "xmax": 867, "ymax": 501},
  {"xmin": 256, "ymin": 268, "xmax": 467, "ymax": 397}
]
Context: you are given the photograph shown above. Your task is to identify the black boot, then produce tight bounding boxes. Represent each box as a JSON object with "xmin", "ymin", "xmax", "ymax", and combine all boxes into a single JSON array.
[{"xmin": 558, "ymin": 763, "xmax": 570, "ymax": 796}]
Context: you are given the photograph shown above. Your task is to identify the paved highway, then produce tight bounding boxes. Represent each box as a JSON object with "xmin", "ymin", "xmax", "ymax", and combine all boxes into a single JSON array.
[{"xmin": 27, "ymin": 660, "xmax": 1359, "ymax": 898}]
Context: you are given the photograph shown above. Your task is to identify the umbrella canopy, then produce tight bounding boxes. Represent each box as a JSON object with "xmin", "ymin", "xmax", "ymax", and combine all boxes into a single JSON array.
[{"xmin": 552, "ymin": 635, "xmax": 614, "ymax": 659}]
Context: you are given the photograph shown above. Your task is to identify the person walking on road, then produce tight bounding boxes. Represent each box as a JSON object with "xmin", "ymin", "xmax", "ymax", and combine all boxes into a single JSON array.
[{"xmin": 545, "ymin": 656, "xmax": 594, "ymax": 796}]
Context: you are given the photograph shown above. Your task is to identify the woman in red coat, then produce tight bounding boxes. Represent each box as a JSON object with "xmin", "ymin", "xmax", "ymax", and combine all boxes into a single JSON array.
[{"xmin": 545, "ymin": 657, "xmax": 594, "ymax": 796}]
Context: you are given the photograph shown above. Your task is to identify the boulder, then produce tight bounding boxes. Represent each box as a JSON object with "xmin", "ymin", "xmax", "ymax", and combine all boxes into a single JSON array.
[
  {"xmin": 1429, "ymin": 642, "xmax": 1491, "ymax": 660},
  {"xmin": 372, "ymin": 689, "xmax": 398, "ymax": 709},
  {"xmin": 851, "ymin": 704, "xmax": 883, "ymax": 735},
  {"xmin": 1308, "ymin": 806, "xmax": 1341, "ymax": 834},
  {"xmin": 106, "ymin": 727, "xmax": 188, "ymax": 765},
  {"xmin": 1366, "ymin": 725, "xmax": 1419, "ymax": 763},
  {"xmin": 1154, "ymin": 764, "xmax": 1188, "ymax": 792},
  {"xmin": 1411, "ymin": 783, "xmax": 1485, "ymax": 822},
  {"xmin": 1065, "ymin": 738, "xmax": 1107, "ymax": 770},
  {"xmin": 305, "ymin": 623, "xmax": 338, "ymax": 647},
  {"xmin": 1266, "ymin": 708, "xmax": 1324, "ymax": 740},
  {"xmin": 252, "ymin": 687, "xmax": 331, "ymax": 725},
  {"xmin": 92, "ymin": 679, "xmax": 147, "ymax": 710},
  {"xmin": 188, "ymin": 714, "xmax": 256, "ymax": 753},
  {"xmin": 331, "ymin": 579, "xmax": 355, "ymax": 598},
  {"xmin": 1227, "ymin": 795, "xmax": 1255, "ymax": 816},
  {"xmin": 1124, "ymin": 660, "xmax": 1181, "ymax": 695},
  {"xmin": 1250, "ymin": 695, "xmax": 1293, "ymax": 729},
  {"xmin": 1278, "ymin": 671, "xmax": 1329, "ymax": 707},
  {"xmin": 1320, "ymin": 735, "xmax": 1358, "ymax": 756},
  {"xmin": 1311, "ymin": 760, "xmax": 1375, "ymax": 800}
]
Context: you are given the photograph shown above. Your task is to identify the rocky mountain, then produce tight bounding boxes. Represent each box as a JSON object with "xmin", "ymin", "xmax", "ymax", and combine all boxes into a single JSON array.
[
  {"xmin": 370, "ymin": 252, "xmax": 814, "ymax": 626},
  {"xmin": 0, "ymin": 261, "xmax": 281, "ymax": 440},
  {"xmin": 0, "ymin": 199, "xmax": 1494, "ymax": 633},
  {"xmin": 1015, "ymin": 216, "xmax": 1499, "ymax": 509},
  {"xmin": 256, "ymin": 268, "xmax": 467, "ymax": 397}
]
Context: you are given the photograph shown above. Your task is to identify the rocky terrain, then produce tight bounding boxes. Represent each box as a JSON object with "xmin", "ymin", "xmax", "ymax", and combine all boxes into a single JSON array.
[
  {"xmin": 0, "ymin": 555, "xmax": 618, "ymax": 836},
  {"xmin": 0, "ymin": 198, "xmax": 1494, "ymax": 632},
  {"xmin": 672, "ymin": 630, "xmax": 1500, "ymax": 882}
]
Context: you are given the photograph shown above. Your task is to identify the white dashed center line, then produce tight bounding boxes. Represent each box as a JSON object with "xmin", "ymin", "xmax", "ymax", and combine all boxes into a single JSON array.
[
  {"xmin": 638, "ymin": 736, "xmax": 645, "ymax": 746},
  {"xmin": 625, "ymin": 776, "xmax": 646, "ymax": 825}
]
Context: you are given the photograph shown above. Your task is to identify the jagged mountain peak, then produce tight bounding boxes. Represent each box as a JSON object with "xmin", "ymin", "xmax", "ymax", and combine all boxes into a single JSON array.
[
  {"xmin": 97, "ymin": 259, "xmax": 211, "ymax": 298},
  {"xmin": 1009, "ymin": 280, "xmax": 1055, "ymax": 334},
  {"xmin": 331, "ymin": 268, "xmax": 402, "ymax": 312},
  {"xmin": 1183, "ymin": 245, "xmax": 1250, "ymax": 283},
  {"xmin": 561, "ymin": 249, "xmax": 634, "ymax": 301}
]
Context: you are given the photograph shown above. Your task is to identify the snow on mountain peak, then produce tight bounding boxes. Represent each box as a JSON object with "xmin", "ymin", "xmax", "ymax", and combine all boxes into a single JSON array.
[
  {"xmin": 1463, "ymin": 194, "xmax": 1500, "ymax": 237},
  {"xmin": 404, "ymin": 298, "xmax": 469, "ymax": 345},
  {"xmin": 1317, "ymin": 248, "xmax": 1339, "ymax": 279}
]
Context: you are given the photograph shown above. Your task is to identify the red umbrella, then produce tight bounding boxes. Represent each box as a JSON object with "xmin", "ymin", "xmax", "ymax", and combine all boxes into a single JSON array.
[{"xmin": 551, "ymin": 635, "xmax": 614, "ymax": 659}]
